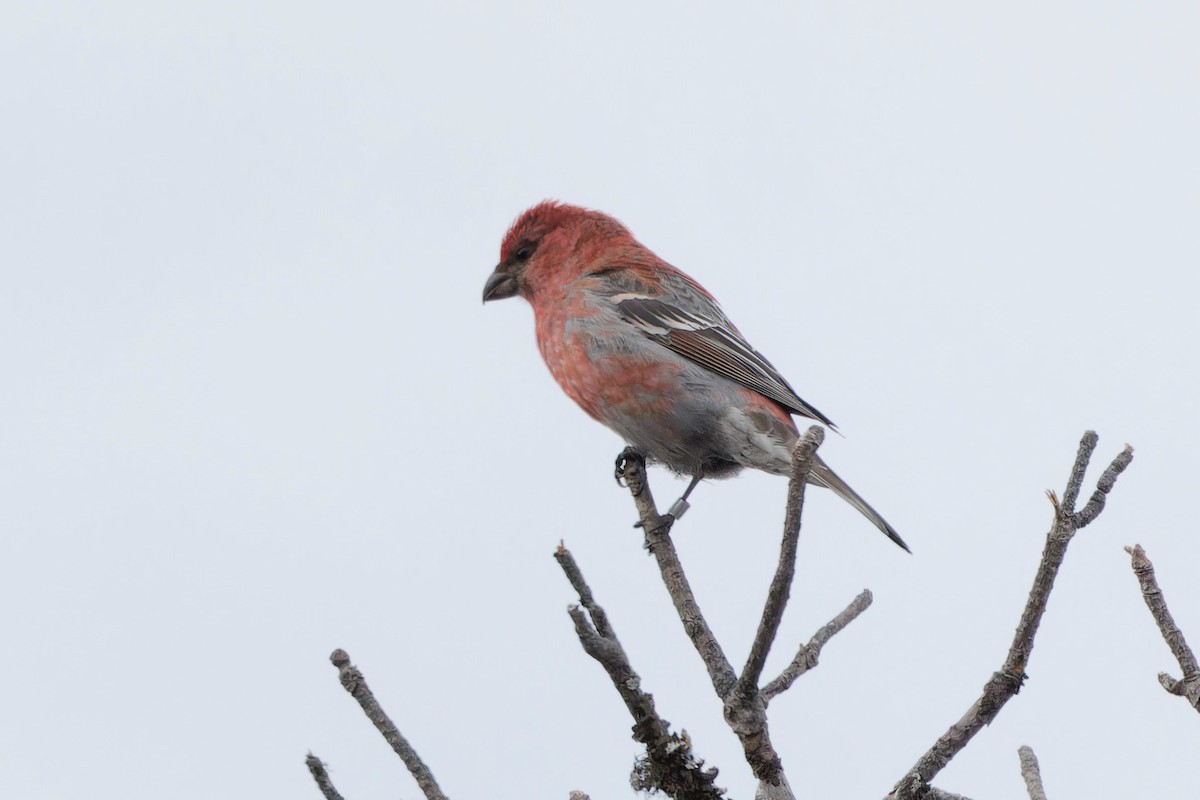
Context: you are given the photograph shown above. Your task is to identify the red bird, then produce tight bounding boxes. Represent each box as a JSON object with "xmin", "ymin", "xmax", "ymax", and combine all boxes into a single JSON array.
[{"xmin": 483, "ymin": 201, "xmax": 908, "ymax": 552}]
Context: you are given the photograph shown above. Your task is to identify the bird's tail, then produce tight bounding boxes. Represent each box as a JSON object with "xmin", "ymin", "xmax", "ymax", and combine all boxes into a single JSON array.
[{"xmin": 809, "ymin": 455, "xmax": 910, "ymax": 553}]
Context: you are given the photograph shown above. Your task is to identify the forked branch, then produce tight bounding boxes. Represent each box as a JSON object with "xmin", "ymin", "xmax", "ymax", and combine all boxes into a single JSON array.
[
  {"xmin": 555, "ymin": 545, "xmax": 726, "ymax": 800},
  {"xmin": 889, "ymin": 432, "xmax": 1133, "ymax": 799},
  {"xmin": 614, "ymin": 429, "xmax": 868, "ymax": 799}
]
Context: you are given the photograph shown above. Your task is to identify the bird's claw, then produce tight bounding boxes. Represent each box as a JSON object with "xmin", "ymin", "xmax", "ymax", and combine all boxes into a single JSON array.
[
  {"xmin": 614, "ymin": 447, "xmax": 646, "ymax": 490},
  {"xmin": 631, "ymin": 498, "xmax": 687, "ymax": 537},
  {"xmin": 634, "ymin": 513, "xmax": 675, "ymax": 535}
]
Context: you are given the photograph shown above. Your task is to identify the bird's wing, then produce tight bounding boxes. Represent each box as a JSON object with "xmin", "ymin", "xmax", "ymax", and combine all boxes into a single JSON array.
[{"xmin": 609, "ymin": 273, "xmax": 836, "ymax": 427}]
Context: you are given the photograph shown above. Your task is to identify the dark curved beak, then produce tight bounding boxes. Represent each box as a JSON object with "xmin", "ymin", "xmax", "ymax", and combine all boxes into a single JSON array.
[{"xmin": 482, "ymin": 268, "xmax": 518, "ymax": 303}]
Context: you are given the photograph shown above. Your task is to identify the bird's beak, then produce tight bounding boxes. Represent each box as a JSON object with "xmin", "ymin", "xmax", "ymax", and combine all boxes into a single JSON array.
[{"xmin": 482, "ymin": 267, "xmax": 518, "ymax": 303}]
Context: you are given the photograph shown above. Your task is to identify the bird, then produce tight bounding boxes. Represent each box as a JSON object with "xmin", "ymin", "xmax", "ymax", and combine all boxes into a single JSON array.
[{"xmin": 482, "ymin": 200, "xmax": 909, "ymax": 552}]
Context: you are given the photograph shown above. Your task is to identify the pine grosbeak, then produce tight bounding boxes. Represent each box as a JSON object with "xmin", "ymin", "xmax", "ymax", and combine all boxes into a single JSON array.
[{"xmin": 483, "ymin": 201, "xmax": 908, "ymax": 552}]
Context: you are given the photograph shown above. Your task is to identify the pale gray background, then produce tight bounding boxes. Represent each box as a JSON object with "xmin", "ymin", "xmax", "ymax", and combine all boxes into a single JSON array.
[{"xmin": 3, "ymin": 2, "xmax": 1198, "ymax": 798}]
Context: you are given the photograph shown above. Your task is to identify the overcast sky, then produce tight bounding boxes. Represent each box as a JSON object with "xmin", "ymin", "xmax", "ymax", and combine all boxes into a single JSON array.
[{"xmin": 3, "ymin": 2, "xmax": 1198, "ymax": 798}]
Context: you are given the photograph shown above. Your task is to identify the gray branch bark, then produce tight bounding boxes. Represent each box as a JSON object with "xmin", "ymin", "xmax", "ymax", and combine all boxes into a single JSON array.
[
  {"xmin": 1018, "ymin": 745, "xmax": 1048, "ymax": 800},
  {"xmin": 327, "ymin": 649, "xmax": 450, "ymax": 800},
  {"xmin": 925, "ymin": 789, "xmax": 975, "ymax": 800},
  {"xmin": 305, "ymin": 753, "xmax": 346, "ymax": 800}
]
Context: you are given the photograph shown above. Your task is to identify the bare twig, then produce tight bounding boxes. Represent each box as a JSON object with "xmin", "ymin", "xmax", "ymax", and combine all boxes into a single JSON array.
[
  {"xmin": 762, "ymin": 589, "xmax": 873, "ymax": 703},
  {"xmin": 305, "ymin": 753, "xmax": 345, "ymax": 800},
  {"xmin": 739, "ymin": 428, "xmax": 822, "ymax": 695},
  {"xmin": 555, "ymin": 545, "xmax": 727, "ymax": 800},
  {"xmin": 1126, "ymin": 544, "xmax": 1200, "ymax": 711},
  {"xmin": 890, "ymin": 432, "xmax": 1133, "ymax": 799},
  {"xmin": 1018, "ymin": 745, "xmax": 1048, "ymax": 799},
  {"xmin": 329, "ymin": 649, "xmax": 449, "ymax": 800},
  {"xmin": 1059, "ymin": 430, "xmax": 1096, "ymax": 511}
]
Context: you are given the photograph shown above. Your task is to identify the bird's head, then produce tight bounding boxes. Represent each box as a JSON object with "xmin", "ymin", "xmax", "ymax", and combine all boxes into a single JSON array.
[{"xmin": 482, "ymin": 200, "xmax": 634, "ymax": 304}]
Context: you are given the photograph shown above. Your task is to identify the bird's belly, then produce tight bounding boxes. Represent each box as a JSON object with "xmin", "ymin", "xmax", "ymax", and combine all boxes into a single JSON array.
[{"xmin": 561, "ymin": 329, "xmax": 794, "ymax": 476}]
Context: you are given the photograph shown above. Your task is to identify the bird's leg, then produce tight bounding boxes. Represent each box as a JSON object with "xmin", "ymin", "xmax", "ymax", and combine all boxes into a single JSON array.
[
  {"xmin": 616, "ymin": 450, "xmax": 697, "ymax": 531},
  {"xmin": 614, "ymin": 447, "xmax": 647, "ymax": 495},
  {"xmin": 666, "ymin": 470, "xmax": 703, "ymax": 521}
]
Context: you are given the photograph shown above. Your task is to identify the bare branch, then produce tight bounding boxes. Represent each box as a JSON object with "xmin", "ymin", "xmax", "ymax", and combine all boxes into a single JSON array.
[
  {"xmin": 1126, "ymin": 544, "xmax": 1200, "ymax": 711},
  {"xmin": 329, "ymin": 649, "xmax": 449, "ymax": 800},
  {"xmin": 617, "ymin": 453, "xmax": 789, "ymax": 793},
  {"xmin": 568, "ymin": 793, "xmax": 592, "ymax": 800},
  {"xmin": 739, "ymin": 428, "xmax": 822, "ymax": 695},
  {"xmin": 555, "ymin": 545, "xmax": 727, "ymax": 800},
  {"xmin": 305, "ymin": 753, "xmax": 346, "ymax": 800},
  {"xmin": 762, "ymin": 589, "xmax": 873, "ymax": 703},
  {"xmin": 1018, "ymin": 745, "xmax": 1048, "ymax": 800},
  {"xmin": 889, "ymin": 432, "xmax": 1133, "ymax": 799},
  {"xmin": 615, "ymin": 451, "xmax": 739, "ymax": 699}
]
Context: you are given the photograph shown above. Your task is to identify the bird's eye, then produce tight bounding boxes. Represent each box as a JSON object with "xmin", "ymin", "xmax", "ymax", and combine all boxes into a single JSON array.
[{"xmin": 514, "ymin": 243, "xmax": 534, "ymax": 260}]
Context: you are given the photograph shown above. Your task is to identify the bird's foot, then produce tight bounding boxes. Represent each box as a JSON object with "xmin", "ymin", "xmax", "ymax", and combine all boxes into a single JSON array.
[
  {"xmin": 634, "ymin": 512, "xmax": 675, "ymax": 537},
  {"xmin": 614, "ymin": 447, "xmax": 647, "ymax": 495},
  {"xmin": 631, "ymin": 498, "xmax": 688, "ymax": 539}
]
